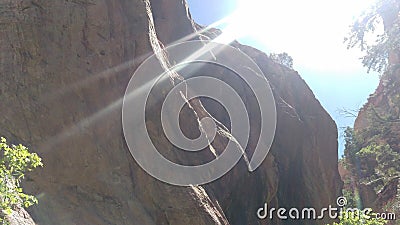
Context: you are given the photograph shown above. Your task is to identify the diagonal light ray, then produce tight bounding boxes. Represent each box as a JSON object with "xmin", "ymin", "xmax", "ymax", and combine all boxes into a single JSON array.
[
  {"xmin": 39, "ymin": 4, "xmax": 244, "ymax": 156},
  {"xmin": 40, "ymin": 52, "xmax": 152, "ymax": 104},
  {"xmin": 39, "ymin": 97, "xmax": 124, "ymax": 153}
]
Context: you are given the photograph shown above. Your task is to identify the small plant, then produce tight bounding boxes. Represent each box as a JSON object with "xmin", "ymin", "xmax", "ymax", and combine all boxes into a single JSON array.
[
  {"xmin": 0, "ymin": 137, "xmax": 43, "ymax": 224},
  {"xmin": 269, "ymin": 52, "xmax": 294, "ymax": 68}
]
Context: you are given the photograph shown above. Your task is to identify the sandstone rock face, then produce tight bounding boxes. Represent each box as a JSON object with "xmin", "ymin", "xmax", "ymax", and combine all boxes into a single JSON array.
[{"xmin": 0, "ymin": 0, "xmax": 341, "ymax": 224}]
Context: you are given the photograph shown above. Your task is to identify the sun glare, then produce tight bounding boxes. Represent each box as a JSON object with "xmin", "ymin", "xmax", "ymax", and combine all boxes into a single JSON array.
[{"xmin": 214, "ymin": 0, "xmax": 379, "ymax": 73}]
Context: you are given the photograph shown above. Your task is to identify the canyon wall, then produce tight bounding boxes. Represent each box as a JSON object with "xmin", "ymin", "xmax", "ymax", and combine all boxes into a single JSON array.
[{"xmin": 0, "ymin": 0, "xmax": 341, "ymax": 224}]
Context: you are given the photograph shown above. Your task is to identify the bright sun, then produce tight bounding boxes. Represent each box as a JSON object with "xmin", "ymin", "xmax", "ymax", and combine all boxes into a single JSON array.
[{"xmin": 214, "ymin": 0, "xmax": 379, "ymax": 73}]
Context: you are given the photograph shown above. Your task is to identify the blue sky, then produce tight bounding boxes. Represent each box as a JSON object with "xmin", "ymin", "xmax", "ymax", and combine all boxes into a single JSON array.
[{"xmin": 186, "ymin": 0, "xmax": 380, "ymax": 156}]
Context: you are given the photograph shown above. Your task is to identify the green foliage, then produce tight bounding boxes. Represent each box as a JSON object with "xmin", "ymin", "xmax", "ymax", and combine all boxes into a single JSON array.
[
  {"xmin": 343, "ymin": 127, "xmax": 363, "ymax": 171},
  {"xmin": 269, "ymin": 52, "xmax": 293, "ymax": 68},
  {"xmin": 357, "ymin": 143, "xmax": 400, "ymax": 192},
  {"xmin": 341, "ymin": 127, "xmax": 363, "ymax": 208},
  {"xmin": 0, "ymin": 137, "xmax": 43, "ymax": 224},
  {"xmin": 342, "ymin": 122, "xmax": 400, "ymax": 189},
  {"xmin": 340, "ymin": 175, "xmax": 359, "ymax": 208},
  {"xmin": 341, "ymin": 109, "xmax": 400, "ymax": 216},
  {"xmin": 345, "ymin": 0, "xmax": 400, "ymax": 73},
  {"xmin": 342, "ymin": 118, "xmax": 400, "ymax": 211},
  {"xmin": 328, "ymin": 210, "xmax": 388, "ymax": 225}
]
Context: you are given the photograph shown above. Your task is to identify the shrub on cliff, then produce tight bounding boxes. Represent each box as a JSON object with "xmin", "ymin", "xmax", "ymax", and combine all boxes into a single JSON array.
[
  {"xmin": 0, "ymin": 137, "xmax": 43, "ymax": 224},
  {"xmin": 357, "ymin": 143, "xmax": 400, "ymax": 192},
  {"xmin": 269, "ymin": 52, "xmax": 293, "ymax": 68}
]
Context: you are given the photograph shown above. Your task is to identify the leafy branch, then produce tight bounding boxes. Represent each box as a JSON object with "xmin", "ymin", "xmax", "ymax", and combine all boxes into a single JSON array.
[{"xmin": 0, "ymin": 137, "xmax": 43, "ymax": 224}]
